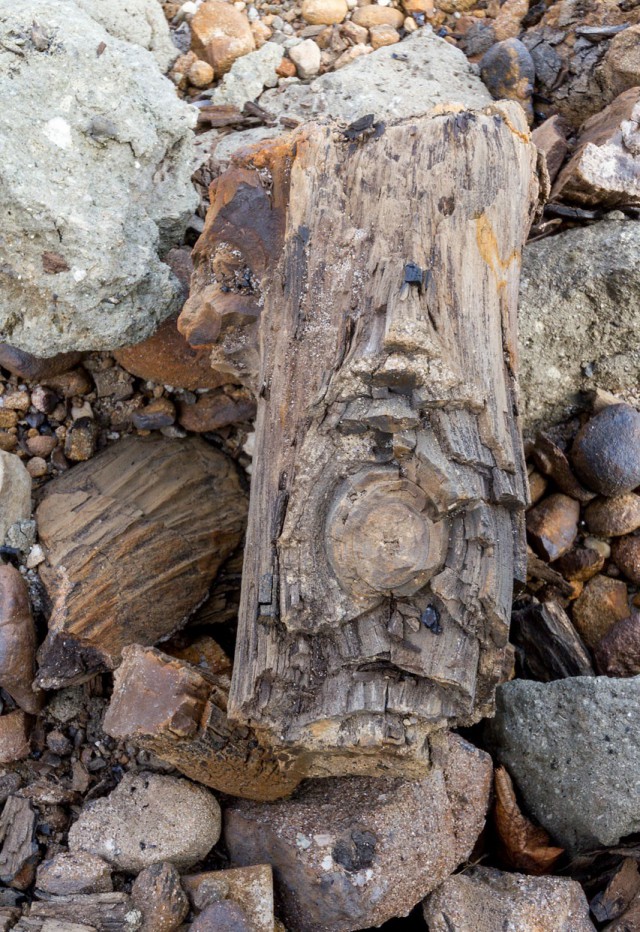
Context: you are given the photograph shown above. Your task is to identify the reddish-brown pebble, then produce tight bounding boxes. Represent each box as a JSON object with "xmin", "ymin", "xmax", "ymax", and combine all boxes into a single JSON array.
[
  {"xmin": 178, "ymin": 392, "xmax": 256, "ymax": 433},
  {"xmin": 277, "ymin": 57, "xmax": 297, "ymax": 77},
  {"xmin": 0, "ymin": 432, "xmax": 17, "ymax": 452},
  {"xmin": 26, "ymin": 435, "xmax": 57, "ymax": 458},
  {"xmin": 611, "ymin": 535, "xmax": 640, "ymax": 585},
  {"xmin": 190, "ymin": 0, "xmax": 255, "ymax": 76},
  {"xmin": 132, "ymin": 398, "xmax": 176, "ymax": 431},
  {"xmin": 0, "ymin": 345, "xmax": 84, "ymax": 381},
  {"xmin": 527, "ymin": 470, "xmax": 547, "ymax": 506},
  {"xmin": 554, "ymin": 547, "xmax": 605, "ymax": 583},
  {"xmin": 593, "ymin": 611, "xmax": 640, "ymax": 677},
  {"xmin": 26, "ymin": 457, "xmax": 47, "ymax": 478},
  {"xmin": 526, "ymin": 493, "xmax": 580, "ymax": 561},
  {"xmin": 571, "ymin": 574, "xmax": 629, "ymax": 649},
  {"xmin": 585, "ymin": 494, "xmax": 640, "ymax": 537}
]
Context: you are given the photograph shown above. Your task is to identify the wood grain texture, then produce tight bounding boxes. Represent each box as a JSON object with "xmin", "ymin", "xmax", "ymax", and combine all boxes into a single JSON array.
[
  {"xmin": 103, "ymin": 645, "xmax": 305, "ymax": 801},
  {"xmin": 35, "ymin": 436, "xmax": 247, "ymax": 690},
  {"xmin": 183, "ymin": 104, "xmax": 539, "ymax": 773}
]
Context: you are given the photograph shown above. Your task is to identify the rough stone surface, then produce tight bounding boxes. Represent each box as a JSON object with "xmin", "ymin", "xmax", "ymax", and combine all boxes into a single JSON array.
[
  {"xmin": 0, "ymin": 452, "xmax": 31, "ymax": 546},
  {"xmin": 585, "ymin": 494, "xmax": 640, "ymax": 537},
  {"xmin": 75, "ymin": 0, "xmax": 178, "ymax": 71},
  {"xmin": 0, "ymin": 711, "xmax": 31, "ymax": 764},
  {"xmin": 131, "ymin": 861, "xmax": 190, "ymax": 932},
  {"xmin": 532, "ymin": 115, "xmax": 569, "ymax": 183},
  {"xmin": 182, "ymin": 865, "xmax": 273, "ymax": 932},
  {"xmin": 191, "ymin": 0, "xmax": 255, "ymax": 76},
  {"xmin": 599, "ymin": 24, "xmax": 640, "ymax": 107},
  {"xmin": 68, "ymin": 772, "xmax": 221, "ymax": 872},
  {"xmin": 423, "ymin": 866, "xmax": 595, "ymax": 931},
  {"xmin": 36, "ymin": 851, "xmax": 113, "ymax": 896},
  {"xmin": 572, "ymin": 405, "xmax": 640, "ymax": 496},
  {"xmin": 487, "ymin": 676, "xmax": 640, "ymax": 853},
  {"xmin": 552, "ymin": 88, "xmax": 640, "ymax": 208},
  {"xmin": 480, "ymin": 38, "xmax": 535, "ymax": 123},
  {"xmin": 571, "ymin": 574, "xmax": 629, "ymax": 649},
  {"xmin": 612, "ymin": 535, "xmax": 640, "ymax": 584},
  {"xmin": 593, "ymin": 612, "xmax": 640, "ymax": 677},
  {"xmin": 214, "ymin": 28, "xmax": 492, "ymax": 164},
  {"xmin": 224, "ymin": 733, "xmax": 492, "ymax": 932},
  {"xmin": 518, "ymin": 221, "xmax": 640, "ymax": 430},
  {"xmin": 0, "ymin": 0, "xmax": 198, "ymax": 356},
  {"xmin": 207, "ymin": 41, "xmax": 282, "ymax": 107}
]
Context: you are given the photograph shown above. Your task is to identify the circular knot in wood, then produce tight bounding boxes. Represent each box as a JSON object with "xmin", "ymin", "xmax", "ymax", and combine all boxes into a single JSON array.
[{"xmin": 326, "ymin": 470, "xmax": 447, "ymax": 600}]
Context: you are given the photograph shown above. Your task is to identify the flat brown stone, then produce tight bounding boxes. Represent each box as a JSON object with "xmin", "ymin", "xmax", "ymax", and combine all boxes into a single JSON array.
[
  {"xmin": 526, "ymin": 493, "xmax": 580, "ymax": 561},
  {"xmin": 532, "ymin": 115, "xmax": 569, "ymax": 183}
]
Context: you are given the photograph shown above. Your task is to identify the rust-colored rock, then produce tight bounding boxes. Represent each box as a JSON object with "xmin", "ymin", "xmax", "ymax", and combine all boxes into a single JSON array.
[
  {"xmin": 571, "ymin": 404, "xmax": 640, "ymax": 497},
  {"xmin": 552, "ymin": 88, "xmax": 640, "ymax": 209},
  {"xmin": 527, "ymin": 470, "xmax": 547, "ymax": 505},
  {"xmin": 132, "ymin": 861, "xmax": 190, "ymax": 932},
  {"xmin": 532, "ymin": 116, "xmax": 569, "ymax": 184},
  {"xmin": 190, "ymin": 1, "xmax": 256, "ymax": 76},
  {"xmin": 0, "ymin": 711, "xmax": 31, "ymax": 764},
  {"xmin": 103, "ymin": 645, "xmax": 306, "ymax": 801},
  {"xmin": 492, "ymin": 767, "xmax": 564, "ymax": 875},
  {"xmin": 224, "ymin": 733, "xmax": 492, "ymax": 932},
  {"xmin": 182, "ymin": 865, "xmax": 274, "ymax": 932},
  {"xmin": 591, "ymin": 858, "xmax": 640, "ymax": 925},
  {"xmin": 0, "ymin": 345, "xmax": 84, "ymax": 381},
  {"xmin": 423, "ymin": 865, "xmax": 595, "ymax": 931},
  {"xmin": 585, "ymin": 493, "xmax": 640, "ymax": 537},
  {"xmin": 178, "ymin": 390, "xmax": 256, "ymax": 433},
  {"xmin": 571, "ymin": 574, "xmax": 629, "ymax": 649},
  {"xmin": 531, "ymin": 433, "xmax": 595, "ymax": 504},
  {"xmin": 526, "ymin": 493, "xmax": 580, "ymax": 561},
  {"xmin": 593, "ymin": 611, "xmax": 640, "ymax": 677},
  {"xmin": 114, "ymin": 316, "xmax": 231, "ymax": 391},
  {"xmin": 554, "ymin": 546, "xmax": 605, "ymax": 583},
  {"xmin": 0, "ymin": 565, "xmax": 40, "ymax": 713},
  {"xmin": 612, "ymin": 535, "xmax": 640, "ymax": 584},
  {"xmin": 35, "ymin": 436, "xmax": 247, "ymax": 688}
]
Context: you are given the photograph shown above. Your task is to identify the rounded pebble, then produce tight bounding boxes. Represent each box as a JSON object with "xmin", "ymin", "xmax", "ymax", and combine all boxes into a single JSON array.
[
  {"xmin": 585, "ymin": 493, "xmax": 640, "ymax": 537},
  {"xmin": 611, "ymin": 535, "xmax": 640, "ymax": 584},
  {"xmin": 571, "ymin": 404, "xmax": 640, "ymax": 497},
  {"xmin": 301, "ymin": 0, "xmax": 348, "ymax": 25}
]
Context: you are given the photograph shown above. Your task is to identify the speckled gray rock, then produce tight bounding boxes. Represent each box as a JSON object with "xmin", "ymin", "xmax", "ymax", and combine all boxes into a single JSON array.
[
  {"xmin": 487, "ymin": 676, "xmax": 640, "ymax": 854},
  {"xmin": 423, "ymin": 866, "xmax": 595, "ymax": 931},
  {"xmin": 0, "ymin": 0, "xmax": 198, "ymax": 356},
  {"xmin": 213, "ymin": 27, "xmax": 492, "ymax": 164},
  {"xmin": 518, "ymin": 219, "xmax": 640, "ymax": 431},
  {"xmin": 207, "ymin": 41, "xmax": 282, "ymax": 108},
  {"xmin": 74, "ymin": 0, "xmax": 179, "ymax": 71},
  {"xmin": 68, "ymin": 772, "xmax": 221, "ymax": 872}
]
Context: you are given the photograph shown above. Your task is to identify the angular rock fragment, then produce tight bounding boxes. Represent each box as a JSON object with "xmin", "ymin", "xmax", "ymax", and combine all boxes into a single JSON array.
[
  {"xmin": 182, "ymin": 865, "xmax": 273, "ymax": 932},
  {"xmin": 0, "ymin": 796, "xmax": 38, "ymax": 890},
  {"xmin": 552, "ymin": 88, "xmax": 640, "ymax": 208},
  {"xmin": 530, "ymin": 433, "xmax": 595, "ymax": 503},
  {"xmin": 571, "ymin": 574, "xmax": 629, "ymax": 648},
  {"xmin": 0, "ymin": 566, "xmax": 40, "ymax": 714},
  {"xmin": 206, "ymin": 42, "xmax": 282, "ymax": 108},
  {"xmin": 510, "ymin": 598, "xmax": 594, "ymax": 681},
  {"xmin": 0, "ymin": 712, "xmax": 32, "ymax": 765},
  {"xmin": 532, "ymin": 115, "xmax": 569, "ymax": 183},
  {"xmin": 423, "ymin": 865, "xmax": 595, "ymax": 931},
  {"xmin": 224, "ymin": 734, "xmax": 492, "ymax": 932},
  {"xmin": 0, "ymin": 452, "xmax": 31, "ymax": 546},
  {"xmin": 487, "ymin": 676, "xmax": 640, "ymax": 853},
  {"xmin": 571, "ymin": 404, "xmax": 640, "ymax": 497},
  {"xmin": 103, "ymin": 645, "xmax": 305, "ymax": 801},
  {"xmin": 591, "ymin": 858, "xmax": 640, "ymax": 924},
  {"xmin": 526, "ymin": 493, "xmax": 580, "ymax": 561},
  {"xmin": 593, "ymin": 611, "xmax": 640, "ymax": 677},
  {"xmin": 191, "ymin": 0, "xmax": 255, "ymax": 76},
  {"xmin": 36, "ymin": 852, "xmax": 112, "ymax": 897},
  {"xmin": 0, "ymin": 0, "xmax": 197, "ymax": 356},
  {"xmin": 35, "ymin": 436, "xmax": 247, "ymax": 688},
  {"xmin": 68, "ymin": 772, "xmax": 221, "ymax": 873},
  {"xmin": 131, "ymin": 862, "xmax": 189, "ymax": 932},
  {"xmin": 599, "ymin": 24, "xmax": 640, "ymax": 101}
]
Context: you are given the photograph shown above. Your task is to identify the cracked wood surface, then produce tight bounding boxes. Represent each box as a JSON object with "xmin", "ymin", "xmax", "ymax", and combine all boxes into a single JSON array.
[{"xmin": 182, "ymin": 103, "xmax": 539, "ymax": 775}]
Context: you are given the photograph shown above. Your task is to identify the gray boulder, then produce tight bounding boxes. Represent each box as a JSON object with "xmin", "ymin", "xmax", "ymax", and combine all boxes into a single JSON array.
[
  {"xmin": 214, "ymin": 27, "xmax": 492, "ymax": 164},
  {"xmin": 487, "ymin": 676, "xmax": 640, "ymax": 854},
  {"xmin": 0, "ymin": 0, "xmax": 198, "ymax": 356},
  {"xmin": 74, "ymin": 0, "xmax": 178, "ymax": 71},
  {"xmin": 518, "ymin": 218, "xmax": 640, "ymax": 432}
]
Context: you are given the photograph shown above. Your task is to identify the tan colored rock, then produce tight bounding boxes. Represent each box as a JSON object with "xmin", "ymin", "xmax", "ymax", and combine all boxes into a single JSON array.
[
  {"xmin": 423, "ymin": 866, "xmax": 595, "ymax": 931},
  {"xmin": 572, "ymin": 574, "xmax": 629, "ymax": 648},
  {"xmin": 224, "ymin": 733, "xmax": 492, "ymax": 932},
  {"xmin": 0, "ymin": 451, "xmax": 31, "ymax": 545},
  {"xmin": 132, "ymin": 861, "xmax": 190, "ymax": 932},
  {"xmin": 526, "ymin": 493, "xmax": 580, "ymax": 561},
  {"xmin": 552, "ymin": 88, "xmax": 640, "ymax": 208},
  {"xmin": 493, "ymin": 0, "xmax": 529, "ymax": 41},
  {"xmin": 600, "ymin": 25, "xmax": 640, "ymax": 100},
  {"xmin": 301, "ymin": 0, "xmax": 348, "ymax": 25},
  {"xmin": 0, "ymin": 711, "xmax": 31, "ymax": 764},
  {"xmin": 191, "ymin": 0, "xmax": 255, "ymax": 76},
  {"xmin": 532, "ymin": 115, "xmax": 569, "ymax": 183},
  {"xmin": 0, "ymin": 565, "xmax": 40, "ymax": 714},
  {"xmin": 341, "ymin": 20, "xmax": 368, "ymax": 44},
  {"xmin": 35, "ymin": 436, "xmax": 247, "ymax": 688},
  {"xmin": 369, "ymin": 24, "xmax": 400, "ymax": 49},
  {"xmin": 68, "ymin": 772, "xmax": 221, "ymax": 873},
  {"xmin": 188, "ymin": 59, "xmax": 215, "ymax": 87},
  {"xmin": 182, "ymin": 865, "xmax": 273, "ymax": 932},
  {"xmin": 585, "ymin": 493, "xmax": 640, "ymax": 537},
  {"xmin": 289, "ymin": 38, "xmax": 322, "ymax": 78},
  {"xmin": 352, "ymin": 5, "xmax": 404, "ymax": 27},
  {"xmin": 403, "ymin": 0, "xmax": 434, "ymax": 13},
  {"xmin": 36, "ymin": 851, "xmax": 113, "ymax": 896}
]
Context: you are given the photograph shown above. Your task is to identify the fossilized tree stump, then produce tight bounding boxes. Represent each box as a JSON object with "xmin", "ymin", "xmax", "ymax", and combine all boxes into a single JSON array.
[{"xmin": 181, "ymin": 103, "xmax": 539, "ymax": 775}]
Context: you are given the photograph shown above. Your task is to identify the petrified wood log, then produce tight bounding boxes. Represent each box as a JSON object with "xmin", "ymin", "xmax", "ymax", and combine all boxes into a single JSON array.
[
  {"xmin": 0, "ymin": 565, "xmax": 41, "ymax": 714},
  {"xmin": 182, "ymin": 104, "xmax": 539, "ymax": 773},
  {"xmin": 35, "ymin": 436, "xmax": 247, "ymax": 689},
  {"xmin": 0, "ymin": 796, "xmax": 38, "ymax": 890},
  {"xmin": 103, "ymin": 645, "xmax": 305, "ymax": 801}
]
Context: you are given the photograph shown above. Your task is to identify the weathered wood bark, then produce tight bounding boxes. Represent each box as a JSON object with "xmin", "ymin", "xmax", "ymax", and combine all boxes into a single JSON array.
[
  {"xmin": 182, "ymin": 104, "xmax": 539, "ymax": 774},
  {"xmin": 511, "ymin": 599, "xmax": 595, "ymax": 681},
  {"xmin": 103, "ymin": 645, "xmax": 305, "ymax": 801},
  {"xmin": 0, "ymin": 796, "xmax": 38, "ymax": 890},
  {"xmin": 35, "ymin": 436, "xmax": 247, "ymax": 689},
  {"xmin": 25, "ymin": 893, "xmax": 139, "ymax": 931}
]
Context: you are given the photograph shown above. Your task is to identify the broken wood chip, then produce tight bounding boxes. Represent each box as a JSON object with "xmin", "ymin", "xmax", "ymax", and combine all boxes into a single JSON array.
[
  {"xmin": 591, "ymin": 858, "xmax": 640, "ymax": 923},
  {"xmin": 493, "ymin": 766, "xmax": 565, "ymax": 875}
]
